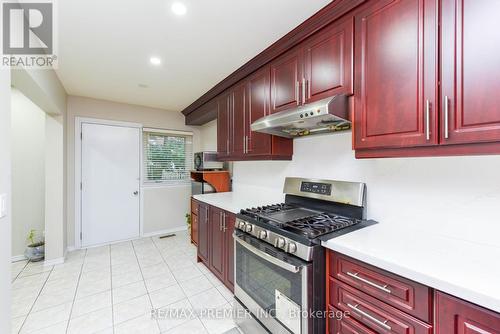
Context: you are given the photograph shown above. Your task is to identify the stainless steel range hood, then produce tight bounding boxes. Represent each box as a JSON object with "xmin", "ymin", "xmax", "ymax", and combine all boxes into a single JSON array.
[{"xmin": 251, "ymin": 94, "xmax": 349, "ymax": 138}]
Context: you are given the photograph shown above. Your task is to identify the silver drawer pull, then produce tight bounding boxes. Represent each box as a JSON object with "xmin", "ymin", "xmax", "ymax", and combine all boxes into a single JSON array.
[
  {"xmin": 347, "ymin": 303, "xmax": 392, "ymax": 331},
  {"xmin": 346, "ymin": 271, "xmax": 391, "ymax": 294}
]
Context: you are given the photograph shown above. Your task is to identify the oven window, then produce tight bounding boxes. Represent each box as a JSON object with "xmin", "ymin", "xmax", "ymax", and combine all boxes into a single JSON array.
[{"xmin": 235, "ymin": 242, "xmax": 303, "ymax": 314}]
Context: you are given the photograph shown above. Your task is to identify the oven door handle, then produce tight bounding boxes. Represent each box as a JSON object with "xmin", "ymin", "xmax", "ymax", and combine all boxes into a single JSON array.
[{"xmin": 235, "ymin": 235, "xmax": 300, "ymax": 273}]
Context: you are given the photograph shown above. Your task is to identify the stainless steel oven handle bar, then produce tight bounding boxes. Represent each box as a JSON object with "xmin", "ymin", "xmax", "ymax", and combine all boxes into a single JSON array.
[{"xmin": 234, "ymin": 235, "xmax": 300, "ymax": 273}]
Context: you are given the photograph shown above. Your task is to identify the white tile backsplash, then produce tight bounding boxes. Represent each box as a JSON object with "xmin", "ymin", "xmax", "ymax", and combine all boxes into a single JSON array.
[{"xmin": 232, "ymin": 132, "xmax": 500, "ymax": 247}]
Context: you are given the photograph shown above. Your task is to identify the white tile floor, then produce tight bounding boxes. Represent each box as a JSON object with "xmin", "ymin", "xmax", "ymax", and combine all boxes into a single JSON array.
[{"xmin": 11, "ymin": 231, "xmax": 240, "ymax": 334}]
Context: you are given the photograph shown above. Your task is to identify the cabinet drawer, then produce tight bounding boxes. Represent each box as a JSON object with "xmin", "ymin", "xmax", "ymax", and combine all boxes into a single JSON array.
[
  {"xmin": 330, "ymin": 306, "xmax": 376, "ymax": 334},
  {"xmin": 330, "ymin": 278, "xmax": 433, "ymax": 334},
  {"xmin": 191, "ymin": 198, "xmax": 199, "ymax": 216},
  {"xmin": 330, "ymin": 252, "xmax": 432, "ymax": 322}
]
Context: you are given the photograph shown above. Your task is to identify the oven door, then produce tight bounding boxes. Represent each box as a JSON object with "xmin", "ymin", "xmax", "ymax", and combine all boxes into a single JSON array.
[{"xmin": 234, "ymin": 231, "xmax": 312, "ymax": 334}]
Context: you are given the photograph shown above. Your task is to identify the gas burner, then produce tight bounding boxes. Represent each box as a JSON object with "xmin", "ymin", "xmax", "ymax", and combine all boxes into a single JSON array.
[
  {"xmin": 284, "ymin": 213, "xmax": 360, "ymax": 238},
  {"xmin": 240, "ymin": 203, "xmax": 296, "ymax": 217}
]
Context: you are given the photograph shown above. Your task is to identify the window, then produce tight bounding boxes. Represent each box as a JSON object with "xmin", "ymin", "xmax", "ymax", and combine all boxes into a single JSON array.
[{"xmin": 143, "ymin": 129, "xmax": 193, "ymax": 184}]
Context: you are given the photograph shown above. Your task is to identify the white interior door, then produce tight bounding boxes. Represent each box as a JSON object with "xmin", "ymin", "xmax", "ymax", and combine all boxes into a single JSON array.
[{"xmin": 81, "ymin": 123, "xmax": 141, "ymax": 247}]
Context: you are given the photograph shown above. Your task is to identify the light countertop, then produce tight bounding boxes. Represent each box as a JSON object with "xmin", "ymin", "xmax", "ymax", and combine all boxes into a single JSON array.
[
  {"xmin": 193, "ymin": 190, "xmax": 500, "ymax": 313},
  {"xmin": 192, "ymin": 189, "xmax": 284, "ymax": 214},
  {"xmin": 322, "ymin": 223, "xmax": 500, "ymax": 313}
]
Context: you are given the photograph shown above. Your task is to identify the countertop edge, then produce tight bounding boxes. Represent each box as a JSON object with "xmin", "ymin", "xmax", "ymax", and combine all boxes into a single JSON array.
[{"xmin": 322, "ymin": 241, "xmax": 500, "ymax": 314}]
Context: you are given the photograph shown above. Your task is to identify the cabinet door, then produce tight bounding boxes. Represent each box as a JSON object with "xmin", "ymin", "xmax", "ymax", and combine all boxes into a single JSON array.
[
  {"xmin": 197, "ymin": 203, "xmax": 209, "ymax": 264},
  {"xmin": 223, "ymin": 212, "xmax": 235, "ymax": 292},
  {"xmin": 436, "ymin": 292, "xmax": 500, "ymax": 334},
  {"xmin": 270, "ymin": 48, "xmax": 303, "ymax": 114},
  {"xmin": 441, "ymin": 0, "xmax": 500, "ymax": 145},
  {"xmin": 231, "ymin": 83, "xmax": 246, "ymax": 156},
  {"xmin": 353, "ymin": 0, "xmax": 438, "ymax": 149},
  {"xmin": 217, "ymin": 92, "xmax": 231, "ymax": 158},
  {"xmin": 304, "ymin": 17, "xmax": 354, "ymax": 103},
  {"xmin": 209, "ymin": 207, "xmax": 225, "ymax": 281},
  {"xmin": 191, "ymin": 214, "xmax": 198, "ymax": 246},
  {"xmin": 247, "ymin": 66, "xmax": 272, "ymax": 155}
]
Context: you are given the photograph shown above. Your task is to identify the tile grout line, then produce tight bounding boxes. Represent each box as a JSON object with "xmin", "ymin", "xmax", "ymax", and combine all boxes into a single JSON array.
[
  {"xmin": 151, "ymin": 236, "xmax": 212, "ymax": 333},
  {"xmin": 11, "ymin": 260, "xmax": 30, "ymax": 283},
  {"xmin": 16, "ymin": 263, "xmax": 55, "ymax": 334},
  {"xmin": 130, "ymin": 238, "xmax": 162, "ymax": 333},
  {"xmin": 64, "ymin": 248, "xmax": 88, "ymax": 334}
]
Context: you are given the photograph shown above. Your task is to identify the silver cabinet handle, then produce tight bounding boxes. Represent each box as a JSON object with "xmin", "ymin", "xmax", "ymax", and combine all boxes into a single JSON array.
[
  {"xmin": 234, "ymin": 235, "xmax": 300, "ymax": 273},
  {"xmin": 347, "ymin": 303, "xmax": 391, "ymax": 331},
  {"xmin": 346, "ymin": 272, "xmax": 391, "ymax": 294},
  {"xmin": 245, "ymin": 136, "xmax": 250, "ymax": 154},
  {"xmin": 302, "ymin": 78, "xmax": 307, "ymax": 105},
  {"xmin": 243, "ymin": 136, "xmax": 246, "ymax": 154},
  {"xmin": 223, "ymin": 213, "xmax": 227, "ymax": 232},
  {"xmin": 425, "ymin": 99, "xmax": 431, "ymax": 141},
  {"xmin": 444, "ymin": 96, "xmax": 449, "ymax": 139},
  {"xmin": 296, "ymin": 81, "xmax": 300, "ymax": 105}
]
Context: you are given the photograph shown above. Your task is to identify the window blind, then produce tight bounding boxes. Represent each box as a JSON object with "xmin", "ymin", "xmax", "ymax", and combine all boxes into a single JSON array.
[{"xmin": 143, "ymin": 130, "xmax": 193, "ymax": 184}]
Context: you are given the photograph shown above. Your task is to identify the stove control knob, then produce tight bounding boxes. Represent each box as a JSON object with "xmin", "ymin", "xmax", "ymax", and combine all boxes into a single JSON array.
[
  {"xmin": 258, "ymin": 230, "xmax": 268, "ymax": 239},
  {"xmin": 245, "ymin": 224, "xmax": 253, "ymax": 233},
  {"xmin": 287, "ymin": 242, "xmax": 297, "ymax": 254},
  {"xmin": 275, "ymin": 237, "xmax": 286, "ymax": 248},
  {"xmin": 238, "ymin": 221, "xmax": 246, "ymax": 230}
]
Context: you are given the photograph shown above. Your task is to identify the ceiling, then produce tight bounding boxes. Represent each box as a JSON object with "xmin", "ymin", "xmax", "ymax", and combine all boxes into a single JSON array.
[{"xmin": 56, "ymin": 0, "xmax": 332, "ymax": 112}]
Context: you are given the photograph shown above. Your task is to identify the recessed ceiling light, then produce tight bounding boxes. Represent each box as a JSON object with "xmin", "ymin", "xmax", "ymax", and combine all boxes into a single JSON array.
[
  {"xmin": 150, "ymin": 57, "xmax": 161, "ymax": 66},
  {"xmin": 171, "ymin": 2, "xmax": 187, "ymax": 16},
  {"xmin": 138, "ymin": 83, "xmax": 149, "ymax": 88}
]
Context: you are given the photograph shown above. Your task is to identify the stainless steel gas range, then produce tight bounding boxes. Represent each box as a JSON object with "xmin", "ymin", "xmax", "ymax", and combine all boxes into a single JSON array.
[{"xmin": 233, "ymin": 177, "xmax": 376, "ymax": 334}]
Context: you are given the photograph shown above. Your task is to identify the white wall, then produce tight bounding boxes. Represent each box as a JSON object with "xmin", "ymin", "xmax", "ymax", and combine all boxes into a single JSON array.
[
  {"xmin": 0, "ymin": 70, "xmax": 12, "ymax": 333},
  {"xmin": 67, "ymin": 96, "xmax": 202, "ymax": 247},
  {"xmin": 142, "ymin": 185, "xmax": 191, "ymax": 235},
  {"xmin": 10, "ymin": 88, "xmax": 46, "ymax": 258},
  {"xmin": 45, "ymin": 115, "xmax": 65, "ymax": 261},
  {"xmin": 199, "ymin": 119, "xmax": 217, "ymax": 151},
  {"xmin": 11, "ymin": 68, "xmax": 67, "ymax": 262},
  {"xmin": 233, "ymin": 132, "xmax": 500, "ymax": 247}
]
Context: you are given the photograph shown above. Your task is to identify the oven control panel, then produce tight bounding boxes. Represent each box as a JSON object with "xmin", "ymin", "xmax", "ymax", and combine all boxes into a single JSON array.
[
  {"xmin": 235, "ymin": 218, "xmax": 314, "ymax": 261},
  {"xmin": 300, "ymin": 181, "xmax": 332, "ymax": 195}
]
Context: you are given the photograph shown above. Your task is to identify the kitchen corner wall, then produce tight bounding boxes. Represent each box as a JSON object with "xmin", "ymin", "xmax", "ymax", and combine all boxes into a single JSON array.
[
  {"xmin": 232, "ymin": 132, "xmax": 500, "ymax": 247},
  {"xmin": 0, "ymin": 70, "xmax": 12, "ymax": 333},
  {"xmin": 66, "ymin": 96, "xmax": 202, "ymax": 247},
  {"xmin": 10, "ymin": 88, "xmax": 46, "ymax": 258}
]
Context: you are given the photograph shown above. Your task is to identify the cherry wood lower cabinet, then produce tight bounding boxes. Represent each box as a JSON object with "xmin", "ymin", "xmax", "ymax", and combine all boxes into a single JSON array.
[
  {"xmin": 197, "ymin": 201, "xmax": 209, "ymax": 264},
  {"xmin": 436, "ymin": 292, "xmax": 500, "ymax": 334},
  {"xmin": 190, "ymin": 198, "xmax": 199, "ymax": 245},
  {"xmin": 196, "ymin": 200, "xmax": 235, "ymax": 292},
  {"xmin": 327, "ymin": 250, "xmax": 500, "ymax": 334},
  {"xmin": 327, "ymin": 251, "xmax": 433, "ymax": 333}
]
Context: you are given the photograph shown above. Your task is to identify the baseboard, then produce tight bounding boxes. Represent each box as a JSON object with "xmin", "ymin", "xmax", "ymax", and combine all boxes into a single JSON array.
[
  {"xmin": 11, "ymin": 255, "xmax": 26, "ymax": 263},
  {"xmin": 44, "ymin": 257, "xmax": 65, "ymax": 266},
  {"xmin": 142, "ymin": 226, "xmax": 187, "ymax": 238}
]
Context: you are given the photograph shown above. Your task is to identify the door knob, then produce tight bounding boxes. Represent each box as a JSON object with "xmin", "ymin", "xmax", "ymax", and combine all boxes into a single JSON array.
[{"xmin": 133, "ymin": 191, "xmax": 139, "ymax": 196}]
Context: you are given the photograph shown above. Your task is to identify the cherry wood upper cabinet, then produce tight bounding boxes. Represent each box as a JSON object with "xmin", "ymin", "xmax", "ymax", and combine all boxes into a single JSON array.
[
  {"xmin": 246, "ymin": 67, "xmax": 272, "ymax": 156},
  {"xmin": 217, "ymin": 92, "xmax": 231, "ymax": 159},
  {"xmin": 436, "ymin": 292, "xmax": 500, "ymax": 334},
  {"xmin": 441, "ymin": 0, "xmax": 500, "ymax": 145},
  {"xmin": 209, "ymin": 207, "xmax": 225, "ymax": 281},
  {"xmin": 231, "ymin": 82, "xmax": 246, "ymax": 156},
  {"xmin": 270, "ymin": 47, "xmax": 303, "ymax": 114},
  {"xmin": 353, "ymin": 0, "xmax": 438, "ymax": 150},
  {"xmin": 303, "ymin": 17, "xmax": 354, "ymax": 103}
]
